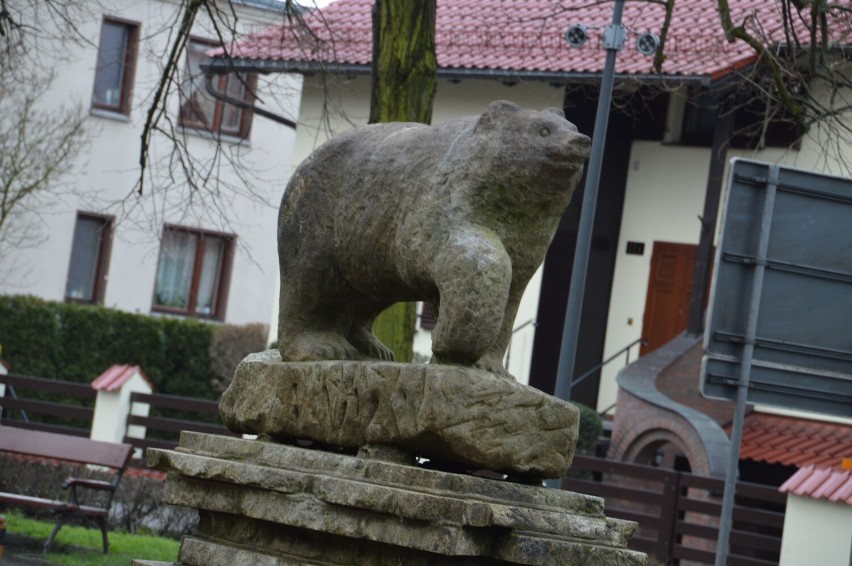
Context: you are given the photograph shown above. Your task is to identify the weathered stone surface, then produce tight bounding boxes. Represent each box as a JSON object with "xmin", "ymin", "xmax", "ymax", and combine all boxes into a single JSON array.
[
  {"xmin": 277, "ymin": 100, "xmax": 590, "ymax": 378},
  {"xmin": 148, "ymin": 432, "xmax": 647, "ymax": 565},
  {"xmin": 220, "ymin": 350, "xmax": 579, "ymax": 478}
]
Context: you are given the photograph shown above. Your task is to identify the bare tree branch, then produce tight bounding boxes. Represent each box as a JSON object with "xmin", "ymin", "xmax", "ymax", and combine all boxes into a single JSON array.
[{"xmin": 138, "ymin": 0, "xmax": 202, "ymax": 196}]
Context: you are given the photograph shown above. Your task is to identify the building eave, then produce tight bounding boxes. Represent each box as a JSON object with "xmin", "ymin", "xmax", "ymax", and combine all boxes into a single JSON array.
[{"xmin": 208, "ymin": 57, "xmax": 713, "ymax": 86}]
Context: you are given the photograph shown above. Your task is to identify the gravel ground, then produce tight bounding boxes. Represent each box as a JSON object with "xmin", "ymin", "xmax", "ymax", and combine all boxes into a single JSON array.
[{"xmin": 1, "ymin": 533, "xmax": 55, "ymax": 565}]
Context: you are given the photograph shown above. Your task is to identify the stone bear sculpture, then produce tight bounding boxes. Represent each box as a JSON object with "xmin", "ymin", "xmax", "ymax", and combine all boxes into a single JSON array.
[{"xmin": 277, "ymin": 100, "xmax": 590, "ymax": 377}]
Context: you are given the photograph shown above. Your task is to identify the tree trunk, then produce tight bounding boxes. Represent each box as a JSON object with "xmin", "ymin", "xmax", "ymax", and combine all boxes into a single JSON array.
[
  {"xmin": 369, "ymin": 0, "xmax": 437, "ymax": 125},
  {"xmin": 368, "ymin": 0, "xmax": 437, "ymax": 363}
]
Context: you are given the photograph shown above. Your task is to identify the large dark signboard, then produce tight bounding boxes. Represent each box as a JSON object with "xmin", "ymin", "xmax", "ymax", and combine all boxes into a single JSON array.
[{"xmin": 701, "ymin": 159, "xmax": 852, "ymax": 417}]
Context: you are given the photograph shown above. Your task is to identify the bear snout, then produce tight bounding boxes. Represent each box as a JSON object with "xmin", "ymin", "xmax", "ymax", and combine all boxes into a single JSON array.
[
  {"xmin": 569, "ymin": 132, "xmax": 592, "ymax": 159},
  {"xmin": 546, "ymin": 132, "xmax": 591, "ymax": 164}
]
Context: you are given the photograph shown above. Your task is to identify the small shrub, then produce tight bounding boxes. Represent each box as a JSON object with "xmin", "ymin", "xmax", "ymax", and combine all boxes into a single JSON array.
[
  {"xmin": 564, "ymin": 403, "xmax": 603, "ymax": 481},
  {"xmin": 208, "ymin": 322, "xmax": 269, "ymax": 392},
  {"xmin": 112, "ymin": 469, "xmax": 197, "ymax": 537},
  {"xmin": 573, "ymin": 402, "xmax": 603, "ymax": 456}
]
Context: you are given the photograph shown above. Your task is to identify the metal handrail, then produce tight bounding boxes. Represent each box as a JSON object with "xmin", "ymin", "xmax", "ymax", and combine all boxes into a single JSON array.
[
  {"xmin": 2, "ymin": 384, "xmax": 30, "ymax": 422},
  {"xmin": 504, "ymin": 318, "xmax": 537, "ymax": 370},
  {"xmin": 511, "ymin": 318, "xmax": 537, "ymax": 335},
  {"xmin": 570, "ymin": 337, "xmax": 647, "ymax": 388}
]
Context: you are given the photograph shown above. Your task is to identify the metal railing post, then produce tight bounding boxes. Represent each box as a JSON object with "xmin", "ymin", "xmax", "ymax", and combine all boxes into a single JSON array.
[{"xmin": 714, "ymin": 165, "xmax": 779, "ymax": 566}]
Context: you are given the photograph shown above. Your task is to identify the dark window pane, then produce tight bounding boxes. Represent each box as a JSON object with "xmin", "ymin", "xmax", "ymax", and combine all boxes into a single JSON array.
[
  {"xmin": 93, "ymin": 22, "xmax": 129, "ymax": 108},
  {"xmin": 420, "ymin": 302, "xmax": 437, "ymax": 330},
  {"xmin": 66, "ymin": 216, "xmax": 107, "ymax": 302},
  {"xmin": 154, "ymin": 230, "xmax": 198, "ymax": 310}
]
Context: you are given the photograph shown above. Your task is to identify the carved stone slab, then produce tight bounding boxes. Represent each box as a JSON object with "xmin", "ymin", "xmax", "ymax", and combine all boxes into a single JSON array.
[
  {"xmin": 219, "ymin": 350, "xmax": 579, "ymax": 478},
  {"xmin": 147, "ymin": 432, "xmax": 647, "ymax": 565}
]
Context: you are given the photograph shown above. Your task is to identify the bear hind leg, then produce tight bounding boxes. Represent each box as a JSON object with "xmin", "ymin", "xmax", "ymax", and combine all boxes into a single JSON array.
[
  {"xmin": 278, "ymin": 329, "xmax": 360, "ymax": 362},
  {"xmin": 347, "ymin": 303, "xmax": 395, "ymax": 361},
  {"xmin": 278, "ymin": 290, "xmax": 362, "ymax": 362}
]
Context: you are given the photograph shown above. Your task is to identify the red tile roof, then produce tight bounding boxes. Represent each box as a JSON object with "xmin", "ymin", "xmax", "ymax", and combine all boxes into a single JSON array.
[
  {"xmin": 91, "ymin": 365, "xmax": 153, "ymax": 392},
  {"xmin": 738, "ymin": 412, "xmax": 852, "ymax": 470},
  {"xmin": 779, "ymin": 465, "xmax": 852, "ymax": 505},
  {"xmin": 221, "ymin": 0, "xmax": 849, "ymax": 81}
]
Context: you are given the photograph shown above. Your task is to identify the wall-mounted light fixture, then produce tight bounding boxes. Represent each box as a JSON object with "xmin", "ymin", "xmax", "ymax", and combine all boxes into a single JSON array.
[
  {"xmin": 564, "ymin": 23, "xmax": 588, "ymax": 48},
  {"xmin": 636, "ymin": 32, "xmax": 660, "ymax": 56}
]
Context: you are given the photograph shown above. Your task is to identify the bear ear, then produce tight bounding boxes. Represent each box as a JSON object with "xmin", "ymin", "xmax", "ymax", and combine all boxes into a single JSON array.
[
  {"xmin": 475, "ymin": 100, "xmax": 521, "ymax": 132},
  {"xmin": 543, "ymin": 107, "xmax": 565, "ymax": 118}
]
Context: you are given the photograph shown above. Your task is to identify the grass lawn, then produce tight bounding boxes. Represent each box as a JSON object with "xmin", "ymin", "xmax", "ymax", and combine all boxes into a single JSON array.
[{"xmin": 2, "ymin": 509, "xmax": 179, "ymax": 565}]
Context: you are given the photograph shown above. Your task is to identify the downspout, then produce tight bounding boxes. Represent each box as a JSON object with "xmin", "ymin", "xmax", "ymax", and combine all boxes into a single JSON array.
[{"xmin": 686, "ymin": 97, "xmax": 734, "ymax": 335}]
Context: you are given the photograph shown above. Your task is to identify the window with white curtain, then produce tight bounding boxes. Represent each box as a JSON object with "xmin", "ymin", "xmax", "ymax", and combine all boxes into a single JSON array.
[{"xmin": 152, "ymin": 225, "xmax": 233, "ymax": 319}]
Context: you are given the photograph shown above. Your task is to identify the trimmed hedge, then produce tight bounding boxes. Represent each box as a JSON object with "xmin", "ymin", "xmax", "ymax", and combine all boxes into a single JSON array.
[
  {"xmin": 0, "ymin": 295, "xmax": 216, "ymax": 398},
  {"xmin": 0, "ymin": 295, "xmax": 606, "ymax": 456}
]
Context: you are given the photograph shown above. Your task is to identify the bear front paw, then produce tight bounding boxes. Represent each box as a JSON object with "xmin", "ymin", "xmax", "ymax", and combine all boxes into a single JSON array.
[{"xmin": 474, "ymin": 355, "xmax": 515, "ymax": 380}]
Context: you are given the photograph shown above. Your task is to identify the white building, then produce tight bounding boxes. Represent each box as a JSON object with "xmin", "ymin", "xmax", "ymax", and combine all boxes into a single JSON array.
[
  {"xmin": 778, "ymin": 464, "xmax": 852, "ymax": 566},
  {"xmin": 0, "ymin": 0, "xmax": 301, "ymax": 330}
]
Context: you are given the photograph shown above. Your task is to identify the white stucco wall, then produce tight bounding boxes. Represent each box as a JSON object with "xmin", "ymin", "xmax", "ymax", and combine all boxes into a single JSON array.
[
  {"xmin": 0, "ymin": 360, "xmax": 6, "ymax": 413},
  {"xmin": 284, "ymin": 75, "xmax": 567, "ymax": 384},
  {"xmin": 597, "ymin": 142, "xmax": 711, "ymax": 411},
  {"xmin": 779, "ymin": 495, "xmax": 852, "ymax": 566},
  {"xmin": 0, "ymin": 0, "xmax": 301, "ymax": 330},
  {"xmin": 90, "ymin": 372, "xmax": 152, "ymax": 445}
]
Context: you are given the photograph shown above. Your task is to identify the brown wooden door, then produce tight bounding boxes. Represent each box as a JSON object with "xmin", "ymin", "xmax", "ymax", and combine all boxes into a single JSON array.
[{"xmin": 640, "ymin": 242, "xmax": 699, "ymax": 356}]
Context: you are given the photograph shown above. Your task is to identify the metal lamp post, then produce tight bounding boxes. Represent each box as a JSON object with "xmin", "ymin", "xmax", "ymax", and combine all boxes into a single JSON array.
[
  {"xmin": 554, "ymin": 1, "xmax": 627, "ymax": 404},
  {"xmin": 555, "ymin": 2, "xmax": 660, "ymax": 402},
  {"xmin": 548, "ymin": 1, "xmax": 658, "ymax": 487}
]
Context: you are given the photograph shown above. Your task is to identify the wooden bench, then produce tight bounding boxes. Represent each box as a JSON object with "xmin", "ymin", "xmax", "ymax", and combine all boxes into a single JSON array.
[{"xmin": 0, "ymin": 427, "xmax": 133, "ymax": 554}]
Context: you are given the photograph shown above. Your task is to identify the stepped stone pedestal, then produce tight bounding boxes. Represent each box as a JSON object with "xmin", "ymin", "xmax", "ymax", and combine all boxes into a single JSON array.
[
  {"xmin": 148, "ymin": 432, "xmax": 646, "ymax": 565},
  {"xmin": 144, "ymin": 355, "xmax": 647, "ymax": 565}
]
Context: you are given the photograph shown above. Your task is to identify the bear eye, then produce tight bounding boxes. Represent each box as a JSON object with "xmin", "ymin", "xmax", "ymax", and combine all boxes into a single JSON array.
[{"xmin": 540, "ymin": 127, "xmax": 550, "ymax": 137}]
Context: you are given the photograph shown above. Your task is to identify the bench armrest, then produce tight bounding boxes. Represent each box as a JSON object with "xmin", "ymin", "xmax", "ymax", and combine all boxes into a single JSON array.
[{"xmin": 63, "ymin": 478, "xmax": 115, "ymax": 491}]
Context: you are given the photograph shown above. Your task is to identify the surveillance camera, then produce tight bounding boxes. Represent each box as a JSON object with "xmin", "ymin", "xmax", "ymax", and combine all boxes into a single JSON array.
[
  {"xmin": 564, "ymin": 24, "xmax": 588, "ymax": 48},
  {"xmin": 636, "ymin": 32, "xmax": 660, "ymax": 56}
]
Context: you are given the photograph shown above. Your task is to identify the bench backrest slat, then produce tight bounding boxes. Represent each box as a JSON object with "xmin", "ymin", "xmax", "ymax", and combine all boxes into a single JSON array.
[{"xmin": 0, "ymin": 427, "xmax": 133, "ymax": 469}]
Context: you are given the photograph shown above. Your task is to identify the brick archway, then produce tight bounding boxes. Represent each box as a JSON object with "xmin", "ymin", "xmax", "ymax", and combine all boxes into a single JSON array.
[
  {"xmin": 610, "ymin": 398, "xmax": 714, "ymax": 476},
  {"xmin": 607, "ymin": 333, "xmax": 730, "ymax": 478}
]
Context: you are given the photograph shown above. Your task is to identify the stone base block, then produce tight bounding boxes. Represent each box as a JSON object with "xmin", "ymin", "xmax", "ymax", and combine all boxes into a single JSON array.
[
  {"xmin": 219, "ymin": 351, "xmax": 579, "ymax": 478},
  {"xmin": 148, "ymin": 432, "xmax": 647, "ymax": 565}
]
